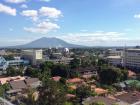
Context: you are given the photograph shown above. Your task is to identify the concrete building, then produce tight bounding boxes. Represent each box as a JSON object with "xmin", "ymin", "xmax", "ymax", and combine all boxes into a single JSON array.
[
  {"xmin": 106, "ymin": 48, "xmax": 123, "ymax": 57},
  {"xmin": 106, "ymin": 56, "xmax": 123, "ymax": 66},
  {"xmin": 124, "ymin": 48, "xmax": 140, "ymax": 69},
  {"xmin": 46, "ymin": 57, "xmax": 73, "ymax": 64},
  {"xmin": 105, "ymin": 48, "xmax": 124, "ymax": 66},
  {"xmin": 0, "ymin": 56, "xmax": 8, "ymax": 71},
  {"xmin": 22, "ymin": 49, "xmax": 43, "ymax": 65},
  {"xmin": 0, "ymin": 49, "xmax": 7, "ymax": 55},
  {"xmin": 106, "ymin": 48, "xmax": 140, "ymax": 70},
  {"xmin": 0, "ymin": 56, "xmax": 29, "ymax": 75}
]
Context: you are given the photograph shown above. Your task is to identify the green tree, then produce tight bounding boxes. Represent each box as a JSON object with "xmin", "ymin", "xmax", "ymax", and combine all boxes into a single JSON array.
[
  {"xmin": 98, "ymin": 67, "xmax": 126, "ymax": 85},
  {"xmin": 64, "ymin": 102, "xmax": 73, "ymax": 105},
  {"xmin": 40, "ymin": 61, "xmax": 54, "ymax": 72},
  {"xmin": 23, "ymin": 88, "xmax": 36, "ymax": 105},
  {"xmin": 24, "ymin": 67, "xmax": 40, "ymax": 78},
  {"xmin": 6, "ymin": 66, "xmax": 23, "ymax": 76},
  {"xmin": 129, "ymin": 81, "xmax": 139, "ymax": 91},
  {"xmin": 76, "ymin": 85, "xmax": 91, "ymax": 105},
  {"xmin": 38, "ymin": 72, "xmax": 66, "ymax": 105},
  {"xmin": 0, "ymin": 83, "xmax": 10, "ymax": 97},
  {"xmin": 91, "ymin": 102, "xmax": 106, "ymax": 105},
  {"xmin": 97, "ymin": 59, "xmax": 107, "ymax": 66},
  {"xmin": 70, "ymin": 58, "xmax": 80, "ymax": 69},
  {"xmin": 51, "ymin": 64, "xmax": 69, "ymax": 78}
]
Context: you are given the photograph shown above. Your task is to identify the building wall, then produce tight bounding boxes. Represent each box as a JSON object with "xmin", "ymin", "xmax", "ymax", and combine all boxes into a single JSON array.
[
  {"xmin": 22, "ymin": 49, "xmax": 43, "ymax": 65},
  {"xmin": 125, "ymin": 49, "xmax": 140, "ymax": 69},
  {"xmin": 108, "ymin": 58, "xmax": 122, "ymax": 66}
]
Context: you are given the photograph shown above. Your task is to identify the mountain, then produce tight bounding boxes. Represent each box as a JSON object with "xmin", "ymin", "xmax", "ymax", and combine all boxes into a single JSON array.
[{"xmin": 9, "ymin": 37, "xmax": 85, "ymax": 48}]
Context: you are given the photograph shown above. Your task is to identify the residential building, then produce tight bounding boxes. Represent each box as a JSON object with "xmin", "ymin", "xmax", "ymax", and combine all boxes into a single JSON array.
[
  {"xmin": 22, "ymin": 49, "xmax": 43, "ymax": 65},
  {"xmin": 45, "ymin": 57, "xmax": 73, "ymax": 64},
  {"xmin": 106, "ymin": 48, "xmax": 123, "ymax": 57},
  {"xmin": 0, "ymin": 56, "xmax": 29, "ymax": 75},
  {"xmin": 0, "ymin": 49, "xmax": 7, "ymax": 55},
  {"xmin": 106, "ymin": 56, "xmax": 123, "ymax": 66},
  {"xmin": 105, "ymin": 48, "xmax": 124, "ymax": 66},
  {"xmin": 0, "ymin": 56, "xmax": 8, "ymax": 71},
  {"xmin": 123, "ymin": 48, "xmax": 140, "ymax": 70}
]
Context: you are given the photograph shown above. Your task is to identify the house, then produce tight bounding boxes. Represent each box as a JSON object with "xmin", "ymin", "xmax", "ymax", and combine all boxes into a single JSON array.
[
  {"xmin": 115, "ymin": 91, "xmax": 140, "ymax": 105},
  {"xmin": 66, "ymin": 78, "xmax": 83, "ymax": 84},
  {"xmin": 52, "ymin": 76, "xmax": 61, "ymax": 82},
  {"xmin": 68, "ymin": 85, "xmax": 77, "ymax": 90},
  {"xmin": 128, "ymin": 70, "xmax": 136, "ymax": 79},
  {"xmin": 76, "ymin": 66, "xmax": 97, "ymax": 75},
  {"xmin": 94, "ymin": 88, "xmax": 108, "ymax": 96},
  {"xmin": 82, "ymin": 96, "xmax": 118, "ymax": 105},
  {"xmin": 10, "ymin": 80, "xmax": 27, "ymax": 90},
  {"xmin": 66, "ymin": 94, "xmax": 76, "ymax": 100},
  {"xmin": 24, "ymin": 78, "xmax": 41, "ymax": 88},
  {"xmin": 0, "ymin": 76, "xmax": 25, "ymax": 85},
  {"xmin": 82, "ymin": 74, "xmax": 93, "ymax": 80},
  {"xmin": 6, "ymin": 77, "xmax": 41, "ymax": 100}
]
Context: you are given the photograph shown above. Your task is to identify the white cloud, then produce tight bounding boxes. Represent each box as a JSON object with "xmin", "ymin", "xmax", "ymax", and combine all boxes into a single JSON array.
[
  {"xmin": 21, "ymin": 10, "xmax": 38, "ymax": 21},
  {"xmin": 20, "ymin": 4, "xmax": 28, "ymax": 8},
  {"xmin": 21, "ymin": 7, "xmax": 62, "ymax": 34},
  {"xmin": 134, "ymin": 14, "xmax": 140, "ymax": 19},
  {"xmin": 53, "ymin": 31, "xmax": 131, "ymax": 46},
  {"xmin": 80, "ymin": 29, "xmax": 88, "ymax": 32},
  {"xmin": 40, "ymin": 0, "xmax": 51, "ymax": 2},
  {"xmin": 21, "ymin": 6, "xmax": 62, "ymax": 21},
  {"xmin": 39, "ymin": 7, "xmax": 62, "ymax": 18},
  {"xmin": 9, "ymin": 28, "xmax": 13, "ymax": 31},
  {"xmin": 0, "ymin": 3, "xmax": 16, "ymax": 16},
  {"xmin": 24, "ymin": 21, "xmax": 60, "ymax": 34},
  {"xmin": 5, "ymin": 0, "xmax": 26, "ymax": 4}
]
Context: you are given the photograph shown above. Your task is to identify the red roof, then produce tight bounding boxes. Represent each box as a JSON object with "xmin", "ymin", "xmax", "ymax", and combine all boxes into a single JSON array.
[
  {"xmin": 128, "ymin": 70, "xmax": 136, "ymax": 77},
  {"xmin": 66, "ymin": 94, "xmax": 76, "ymax": 98},
  {"xmin": 95, "ymin": 88, "xmax": 108, "ymax": 95},
  {"xmin": 52, "ymin": 76, "xmax": 61, "ymax": 82},
  {"xmin": 67, "ymin": 78, "xmax": 83, "ymax": 83}
]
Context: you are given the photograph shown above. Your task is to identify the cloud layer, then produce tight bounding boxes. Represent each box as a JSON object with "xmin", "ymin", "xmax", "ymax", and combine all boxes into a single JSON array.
[
  {"xmin": 24, "ymin": 21, "xmax": 60, "ymax": 34},
  {"xmin": 54, "ymin": 31, "xmax": 139, "ymax": 46},
  {"xmin": 21, "ymin": 6, "xmax": 62, "ymax": 34},
  {"xmin": 39, "ymin": 7, "xmax": 62, "ymax": 18},
  {"xmin": 21, "ymin": 10, "xmax": 38, "ymax": 21},
  {"xmin": 5, "ymin": 0, "xmax": 26, "ymax": 4},
  {"xmin": 0, "ymin": 3, "xmax": 16, "ymax": 16}
]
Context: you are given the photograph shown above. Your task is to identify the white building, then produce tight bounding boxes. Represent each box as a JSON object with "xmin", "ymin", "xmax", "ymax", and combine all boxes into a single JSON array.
[
  {"xmin": 106, "ymin": 56, "xmax": 122, "ymax": 66},
  {"xmin": 0, "ymin": 50, "xmax": 7, "ymax": 55},
  {"xmin": 106, "ymin": 48, "xmax": 124, "ymax": 66},
  {"xmin": 106, "ymin": 48, "xmax": 123, "ymax": 56},
  {"xmin": 124, "ymin": 48, "xmax": 140, "ymax": 69},
  {"xmin": 106, "ymin": 48, "xmax": 140, "ymax": 69},
  {"xmin": 22, "ymin": 49, "xmax": 43, "ymax": 65}
]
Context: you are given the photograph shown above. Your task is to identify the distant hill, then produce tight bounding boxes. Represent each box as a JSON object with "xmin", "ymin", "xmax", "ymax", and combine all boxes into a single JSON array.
[{"xmin": 9, "ymin": 37, "xmax": 85, "ymax": 48}]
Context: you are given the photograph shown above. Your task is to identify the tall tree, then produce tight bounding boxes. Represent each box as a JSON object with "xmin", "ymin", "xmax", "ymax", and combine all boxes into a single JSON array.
[
  {"xmin": 98, "ymin": 67, "xmax": 127, "ymax": 85},
  {"xmin": 76, "ymin": 85, "xmax": 91, "ymax": 105},
  {"xmin": 38, "ymin": 72, "xmax": 66, "ymax": 105},
  {"xmin": 70, "ymin": 58, "xmax": 81, "ymax": 69}
]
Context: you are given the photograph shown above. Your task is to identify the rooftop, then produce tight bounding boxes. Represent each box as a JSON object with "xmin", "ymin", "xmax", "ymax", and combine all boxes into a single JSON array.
[
  {"xmin": 52, "ymin": 76, "xmax": 61, "ymax": 82},
  {"xmin": 106, "ymin": 56, "xmax": 121, "ymax": 59},
  {"xmin": 82, "ymin": 96, "xmax": 117, "ymax": 105},
  {"xmin": 94, "ymin": 88, "xmax": 108, "ymax": 95},
  {"xmin": 67, "ymin": 78, "xmax": 83, "ymax": 83},
  {"xmin": 10, "ymin": 80, "xmax": 27, "ymax": 90},
  {"xmin": 0, "ymin": 76, "xmax": 25, "ymax": 85},
  {"xmin": 115, "ymin": 91, "xmax": 140, "ymax": 104}
]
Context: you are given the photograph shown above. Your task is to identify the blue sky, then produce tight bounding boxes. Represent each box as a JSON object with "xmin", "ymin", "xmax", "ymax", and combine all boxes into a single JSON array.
[{"xmin": 1, "ymin": 0, "xmax": 140, "ymax": 46}]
